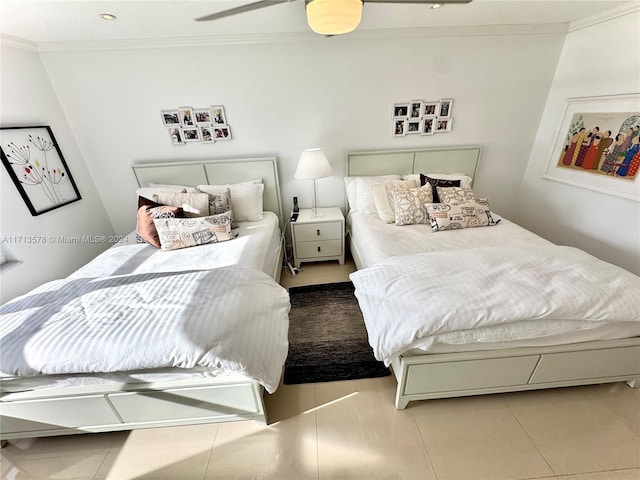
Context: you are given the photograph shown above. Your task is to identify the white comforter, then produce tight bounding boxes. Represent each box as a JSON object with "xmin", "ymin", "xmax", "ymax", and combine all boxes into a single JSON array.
[
  {"xmin": 0, "ymin": 266, "xmax": 290, "ymax": 393},
  {"xmin": 350, "ymin": 245, "xmax": 640, "ymax": 365}
]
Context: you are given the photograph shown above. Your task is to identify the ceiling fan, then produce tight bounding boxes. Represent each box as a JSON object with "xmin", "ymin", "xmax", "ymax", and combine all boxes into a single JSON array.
[{"xmin": 195, "ymin": 0, "xmax": 473, "ymax": 36}]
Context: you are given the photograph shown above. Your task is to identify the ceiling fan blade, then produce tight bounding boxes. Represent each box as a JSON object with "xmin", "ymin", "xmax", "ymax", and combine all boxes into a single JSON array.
[
  {"xmin": 195, "ymin": 0, "xmax": 295, "ymax": 22},
  {"xmin": 363, "ymin": 0, "xmax": 473, "ymax": 4}
]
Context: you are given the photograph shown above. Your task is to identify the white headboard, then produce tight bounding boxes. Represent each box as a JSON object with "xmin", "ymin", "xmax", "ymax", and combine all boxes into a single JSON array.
[
  {"xmin": 132, "ymin": 157, "xmax": 284, "ymax": 225},
  {"xmin": 347, "ymin": 145, "xmax": 481, "ymax": 180}
]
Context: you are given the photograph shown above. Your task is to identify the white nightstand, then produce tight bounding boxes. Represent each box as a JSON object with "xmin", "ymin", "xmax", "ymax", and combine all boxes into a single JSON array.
[{"xmin": 291, "ymin": 207, "xmax": 345, "ymax": 268}]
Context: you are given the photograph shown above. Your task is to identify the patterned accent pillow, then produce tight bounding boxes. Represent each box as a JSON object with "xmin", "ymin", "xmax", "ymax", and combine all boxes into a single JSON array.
[
  {"xmin": 436, "ymin": 186, "xmax": 475, "ymax": 204},
  {"xmin": 153, "ymin": 211, "xmax": 236, "ymax": 251},
  {"xmin": 426, "ymin": 199, "xmax": 500, "ymax": 232},
  {"xmin": 371, "ymin": 179, "xmax": 417, "ymax": 223},
  {"xmin": 391, "ymin": 184, "xmax": 434, "ymax": 226},
  {"xmin": 136, "ymin": 205, "xmax": 183, "ymax": 248},
  {"xmin": 420, "ymin": 175, "xmax": 461, "ymax": 202},
  {"xmin": 204, "ymin": 187, "xmax": 236, "ymax": 228},
  {"xmin": 154, "ymin": 191, "xmax": 210, "ymax": 217}
]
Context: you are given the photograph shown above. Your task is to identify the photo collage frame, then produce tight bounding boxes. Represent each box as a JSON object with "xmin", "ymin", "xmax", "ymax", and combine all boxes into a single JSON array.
[
  {"xmin": 393, "ymin": 98, "xmax": 453, "ymax": 137},
  {"xmin": 161, "ymin": 105, "xmax": 232, "ymax": 145}
]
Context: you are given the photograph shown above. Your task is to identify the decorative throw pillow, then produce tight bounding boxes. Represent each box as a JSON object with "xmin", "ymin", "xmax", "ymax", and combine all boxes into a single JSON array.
[
  {"xmin": 201, "ymin": 187, "xmax": 235, "ymax": 227},
  {"xmin": 411, "ymin": 173, "xmax": 473, "ymax": 187},
  {"xmin": 153, "ymin": 211, "xmax": 236, "ymax": 251},
  {"xmin": 154, "ymin": 191, "xmax": 210, "ymax": 217},
  {"xmin": 391, "ymin": 184, "xmax": 434, "ymax": 226},
  {"xmin": 420, "ymin": 175, "xmax": 461, "ymax": 203},
  {"xmin": 136, "ymin": 187, "xmax": 187, "ymax": 202},
  {"xmin": 197, "ymin": 183, "xmax": 264, "ymax": 222},
  {"xmin": 136, "ymin": 205, "xmax": 183, "ymax": 248},
  {"xmin": 372, "ymin": 179, "xmax": 417, "ymax": 223},
  {"xmin": 436, "ymin": 186, "xmax": 475, "ymax": 204},
  {"xmin": 426, "ymin": 199, "xmax": 500, "ymax": 232}
]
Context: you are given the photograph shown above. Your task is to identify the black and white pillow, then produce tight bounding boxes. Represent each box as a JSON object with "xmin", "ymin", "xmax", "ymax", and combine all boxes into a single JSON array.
[
  {"xmin": 426, "ymin": 198, "xmax": 500, "ymax": 232},
  {"xmin": 420, "ymin": 174, "xmax": 461, "ymax": 203}
]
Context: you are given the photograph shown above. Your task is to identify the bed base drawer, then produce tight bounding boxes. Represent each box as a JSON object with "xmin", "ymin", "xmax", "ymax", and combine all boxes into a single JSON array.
[
  {"xmin": 108, "ymin": 383, "xmax": 261, "ymax": 423},
  {"xmin": 530, "ymin": 346, "xmax": 640, "ymax": 384},
  {"xmin": 392, "ymin": 339, "xmax": 640, "ymax": 409},
  {"xmin": 0, "ymin": 395, "xmax": 120, "ymax": 434},
  {"xmin": 403, "ymin": 355, "xmax": 539, "ymax": 395}
]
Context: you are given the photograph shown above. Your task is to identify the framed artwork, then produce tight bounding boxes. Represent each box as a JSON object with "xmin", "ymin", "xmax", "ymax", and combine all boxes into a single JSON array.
[
  {"xmin": 421, "ymin": 116, "xmax": 435, "ymax": 136},
  {"xmin": 168, "ymin": 127, "xmax": 184, "ymax": 145},
  {"xmin": 214, "ymin": 126, "xmax": 232, "ymax": 140},
  {"xmin": 438, "ymin": 98, "xmax": 453, "ymax": 118},
  {"xmin": 200, "ymin": 125, "xmax": 214, "ymax": 143},
  {"xmin": 178, "ymin": 107, "xmax": 195, "ymax": 127},
  {"xmin": 393, "ymin": 103, "xmax": 409, "ymax": 118},
  {"xmin": 393, "ymin": 119, "xmax": 407, "ymax": 137},
  {"xmin": 392, "ymin": 98, "xmax": 453, "ymax": 137},
  {"xmin": 182, "ymin": 127, "xmax": 201, "ymax": 142},
  {"xmin": 422, "ymin": 101, "xmax": 439, "ymax": 117},
  {"xmin": 211, "ymin": 105, "xmax": 227, "ymax": 125},
  {"xmin": 160, "ymin": 109, "xmax": 180, "ymax": 126},
  {"xmin": 407, "ymin": 120, "xmax": 421, "ymax": 134},
  {"xmin": 409, "ymin": 100, "xmax": 423, "ymax": 119},
  {"xmin": 1, "ymin": 126, "xmax": 81, "ymax": 216},
  {"xmin": 435, "ymin": 118, "xmax": 452, "ymax": 133},
  {"xmin": 160, "ymin": 105, "xmax": 232, "ymax": 145},
  {"xmin": 193, "ymin": 108, "xmax": 212, "ymax": 125},
  {"xmin": 543, "ymin": 93, "xmax": 640, "ymax": 201}
]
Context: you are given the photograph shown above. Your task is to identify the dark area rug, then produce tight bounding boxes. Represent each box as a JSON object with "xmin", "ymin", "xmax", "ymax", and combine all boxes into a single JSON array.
[{"xmin": 283, "ymin": 281, "xmax": 390, "ymax": 384}]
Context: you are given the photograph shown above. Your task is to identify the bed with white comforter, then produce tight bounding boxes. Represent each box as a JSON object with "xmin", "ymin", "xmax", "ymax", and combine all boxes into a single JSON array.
[
  {"xmin": 0, "ymin": 157, "xmax": 290, "ymax": 442},
  {"xmin": 345, "ymin": 147, "xmax": 640, "ymax": 409}
]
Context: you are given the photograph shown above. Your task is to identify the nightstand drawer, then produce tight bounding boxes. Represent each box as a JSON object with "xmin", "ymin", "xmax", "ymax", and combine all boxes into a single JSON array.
[
  {"xmin": 293, "ymin": 222, "xmax": 342, "ymax": 242},
  {"xmin": 296, "ymin": 240, "xmax": 342, "ymax": 259}
]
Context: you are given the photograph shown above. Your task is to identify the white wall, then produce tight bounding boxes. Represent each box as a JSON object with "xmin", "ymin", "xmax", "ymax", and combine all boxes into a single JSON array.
[
  {"xmin": 0, "ymin": 43, "xmax": 115, "ymax": 303},
  {"xmin": 38, "ymin": 30, "xmax": 565, "ymax": 235},
  {"xmin": 515, "ymin": 11, "xmax": 640, "ymax": 275}
]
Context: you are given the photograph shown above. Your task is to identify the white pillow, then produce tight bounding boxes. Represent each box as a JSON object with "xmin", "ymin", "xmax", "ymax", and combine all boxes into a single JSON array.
[
  {"xmin": 154, "ymin": 191, "xmax": 210, "ymax": 217},
  {"xmin": 197, "ymin": 183, "xmax": 264, "ymax": 222},
  {"xmin": 344, "ymin": 175, "xmax": 401, "ymax": 213},
  {"xmin": 372, "ymin": 180, "xmax": 417, "ymax": 223},
  {"xmin": 402, "ymin": 173, "xmax": 473, "ymax": 188},
  {"xmin": 137, "ymin": 187, "xmax": 186, "ymax": 202},
  {"xmin": 154, "ymin": 211, "xmax": 236, "ymax": 251},
  {"xmin": 147, "ymin": 183, "xmax": 199, "ymax": 193}
]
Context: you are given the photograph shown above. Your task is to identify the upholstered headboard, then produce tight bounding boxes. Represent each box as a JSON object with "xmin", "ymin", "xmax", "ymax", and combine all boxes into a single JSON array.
[
  {"xmin": 132, "ymin": 157, "xmax": 284, "ymax": 225},
  {"xmin": 346, "ymin": 146, "xmax": 481, "ymax": 181}
]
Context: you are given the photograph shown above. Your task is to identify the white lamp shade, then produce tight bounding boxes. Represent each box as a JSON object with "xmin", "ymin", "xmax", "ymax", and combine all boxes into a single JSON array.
[
  {"xmin": 306, "ymin": 0, "xmax": 363, "ymax": 35},
  {"xmin": 295, "ymin": 148, "xmax": 333, "ymax": 180}
]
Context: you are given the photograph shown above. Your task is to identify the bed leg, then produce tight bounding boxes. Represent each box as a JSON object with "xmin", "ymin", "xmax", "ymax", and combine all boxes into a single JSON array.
[
  {"xmin": 0, "ymin": 440, "xmax": 7, "ymax": 449},
  {"xmin": 395, "ymin": 394, "xmax": 409, "ymax": 410},
  {"xmin": 626, "ymin": 379, "xmax": 640, "ymax": 388}
]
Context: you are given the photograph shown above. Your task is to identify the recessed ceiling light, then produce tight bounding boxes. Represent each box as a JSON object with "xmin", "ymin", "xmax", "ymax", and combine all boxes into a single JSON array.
[
  {"xmin": 430, "ymin": 3, "xmax": 443, "ymax": 9},
  {"xmin": 99, "ymin": 13, "xmax": 117, "ymax": 20}
]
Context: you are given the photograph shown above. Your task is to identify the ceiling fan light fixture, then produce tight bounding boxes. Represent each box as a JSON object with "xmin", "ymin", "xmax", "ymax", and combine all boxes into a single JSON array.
[{"xmin": 306, "ymin": 0, "xmax": 363, "ymax": 35}]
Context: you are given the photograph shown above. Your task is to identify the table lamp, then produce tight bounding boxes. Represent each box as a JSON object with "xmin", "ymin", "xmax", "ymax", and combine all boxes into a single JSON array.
[{"xmin": 294, "ymin": 148, "xmax": 333, "ymax": 217}]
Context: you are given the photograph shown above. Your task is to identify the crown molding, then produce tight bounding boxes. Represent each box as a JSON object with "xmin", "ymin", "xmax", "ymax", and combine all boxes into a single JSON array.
[
  {"xmin": 569, "ymin": 1, "xmax": 640, "ymax": 32},
  {"xmin": 34, "ymin": 23, "xmax": 568, "ymax": 53},
  {"xmin": 0, "ymin": 34, "xmax": 38, "ymax": 52}
]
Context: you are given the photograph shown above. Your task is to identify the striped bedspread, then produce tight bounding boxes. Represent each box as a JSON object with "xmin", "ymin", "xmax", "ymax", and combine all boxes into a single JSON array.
[
  {"xmin": 350, "ymin": 245, "xmax": 640, "ymax": 365},
  {"xmin": 0, "ymin": 266, "xmax": 290, "ymax": 393}
]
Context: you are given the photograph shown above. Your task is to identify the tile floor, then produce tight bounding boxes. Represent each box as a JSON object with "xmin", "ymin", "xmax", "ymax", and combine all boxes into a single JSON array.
[{"xmin": 2, "ymin": 260, "xmax": 639, "ymax": 480}]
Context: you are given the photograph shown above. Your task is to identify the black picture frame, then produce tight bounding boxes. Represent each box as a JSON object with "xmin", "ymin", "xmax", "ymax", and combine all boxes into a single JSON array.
[{"xmin": 1, "ymin": 126, "xmax": 81, "ymax": 216}]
